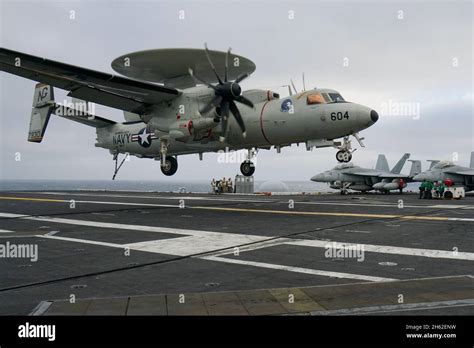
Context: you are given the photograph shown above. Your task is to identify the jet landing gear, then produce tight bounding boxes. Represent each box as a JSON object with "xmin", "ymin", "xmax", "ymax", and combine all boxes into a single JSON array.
[
  {"xmin": 240, "ymin": 148, "xmax": 256, "ymax": 177},
  {"xmin": 161, "ymin": 156, "xmax": 178, "ymax": 176},
  {"xmin": 335, "ymin": 133, "xmax": 365, "ymax": 163}
]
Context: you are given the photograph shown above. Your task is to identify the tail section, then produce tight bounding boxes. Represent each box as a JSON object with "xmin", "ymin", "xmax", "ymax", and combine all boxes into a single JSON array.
[
  {"xmin": 427, "ymin": 160, "xmax": 440, "ymax": 169},
  {"xmin": 375, "ymin": 154, "xmax": 389, "ymax": 172},
  {"xmin": 27, "ymin": 84, "xmax": 116, "ymax": 143},
  {"xmin": 28, "ymin": 84, "xmax": 55, "ymax": 142},
  {"xmin": 408, "ymin": 160, "xmax": 422, "ymax": 177},
  {"xmin": 390, "ymin": 153, "xmax": 410, "ymax": 174}
]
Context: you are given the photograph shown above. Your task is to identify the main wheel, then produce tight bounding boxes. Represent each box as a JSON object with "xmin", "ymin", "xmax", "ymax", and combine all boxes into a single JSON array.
[
  {"xmin": 336, "ymin": 150, "xmax": 352, "ymax": 163},
  {"xmin": 240, "ymin": 161, "xmax": 255, "ymax": 176},
  {"xmin": 161, "ymin": 156, "xmax": 178, "ymax": 176}
]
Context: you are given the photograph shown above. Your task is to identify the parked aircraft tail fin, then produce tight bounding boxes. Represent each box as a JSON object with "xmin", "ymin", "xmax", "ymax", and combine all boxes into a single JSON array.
[
  {"xmin": 427, "ymin": 160, "xmax": 440, "ymax": 169},
  {"xmin": 375, "ymin": 154, "xmax": 389, "ymax": 172},
  {"xmin": 470, "ymin": 151, "xmax": 474, "ymax": 169},
  {"xmin": 408, "ymin": 160, "xmax": 422, "ymax": 177},
  {"xmin": 28, "ymin": 84, "xmax": 55, "ymax": 142},
  {"xmin": 390, "ymin": 153, "xmax": 410, "ymax": 174}
]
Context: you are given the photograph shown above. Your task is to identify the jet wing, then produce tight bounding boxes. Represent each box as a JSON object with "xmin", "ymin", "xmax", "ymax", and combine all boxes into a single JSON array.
[
  {"xmin": 0, "ymin": 48, "xmax": 180, "ymax": 113},
  {"xmin": 379, "ymin": 173, "xmax": 410, "ymax": 179},
  {"xmin": 350, "ymin": 171, "xmax": 384, "ymax": 177},
  {"xmin": 445, "ymin": 170, "xmax": 474, "ymax": 176},
  {"xmin": 351, "ymin": 171, "xmax": 410, "ymax": 178}
]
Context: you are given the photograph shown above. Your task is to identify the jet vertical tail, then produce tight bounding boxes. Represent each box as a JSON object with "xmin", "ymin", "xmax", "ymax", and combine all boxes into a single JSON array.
[
  {"xmin": 375, "ymin": 154, "xmax": 389, "ymax": 172},
  {"xmin": 408, "ymin": 160, "xmax": 422, "ymax": 177},
  {"xmin": 390, "ymin": 153, "xmax": 410, "ymax": 174},
  {"xmin": 470, "ymin": 151, "xmax": 474, "ymax": 169},
  {"xmin": 427, "ymin": 160, "xmax": 440, "ymax": 169},
  {"xmin": 28, "ymin": 84, "xmax": 55, "ymax": 142}
]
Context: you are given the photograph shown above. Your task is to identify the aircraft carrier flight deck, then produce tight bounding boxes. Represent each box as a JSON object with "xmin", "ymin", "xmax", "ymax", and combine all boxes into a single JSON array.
[{"xmin": 0, "ymin": 190, "xmax": 473, "ymax": 316}]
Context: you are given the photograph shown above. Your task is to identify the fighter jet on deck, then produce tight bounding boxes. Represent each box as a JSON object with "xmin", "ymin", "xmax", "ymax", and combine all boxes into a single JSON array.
[
  {"xmin": 311, "ymin": 153, "xmax": 421, "ymax": 194},
  {"xmin": 413, "ymin": 152, "xmax": 474, "ymax": 191}
]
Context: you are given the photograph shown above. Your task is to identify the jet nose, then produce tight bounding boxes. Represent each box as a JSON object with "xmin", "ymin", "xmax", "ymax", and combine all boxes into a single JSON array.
[
  {"xmin": 370, "ymin": 110, "xmax": 379, "ymax": 123},
  {"xmin": 311, "ymin": 173, "xmax": 325, "ymax": 182}
]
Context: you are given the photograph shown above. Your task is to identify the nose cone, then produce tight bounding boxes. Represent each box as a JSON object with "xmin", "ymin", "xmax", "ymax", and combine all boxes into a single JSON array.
[
  {"xmin": 370, "ymin": 110, "xmax": 379, "ymax": 123},
  {"xmin": 311, "ymin": 173, "xmax": 327, "ymax": 182}
]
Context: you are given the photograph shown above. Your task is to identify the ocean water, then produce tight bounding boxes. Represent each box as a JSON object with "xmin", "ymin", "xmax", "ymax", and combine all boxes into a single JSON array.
[
  {"xmin": 0, "ymin": 179, "xmax": 331, "ymax": 193},
  {"xmin": 0, "ymin": 179, "xmax": 419, "ymax": 193}
]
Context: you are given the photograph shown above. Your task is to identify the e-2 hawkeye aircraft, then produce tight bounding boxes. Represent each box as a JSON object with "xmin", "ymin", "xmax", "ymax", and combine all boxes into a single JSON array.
[{"xmin": 0, "ymin": 45, "xmax": 378, "ymax": 178}]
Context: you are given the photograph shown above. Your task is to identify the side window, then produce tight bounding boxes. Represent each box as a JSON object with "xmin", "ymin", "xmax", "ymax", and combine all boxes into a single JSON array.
[
  {"xmin": 321, "ymin": 93, "xmax": 331, "ymax": 103},
  {"xmin": 306, "ymin": 93, "xmax": 325, "ymax": 105}
]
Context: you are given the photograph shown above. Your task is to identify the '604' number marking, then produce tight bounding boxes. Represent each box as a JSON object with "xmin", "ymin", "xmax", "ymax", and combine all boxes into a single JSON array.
[{"xmin": 331, "ymin": 111, "xmax": 349, "ymax": 121}]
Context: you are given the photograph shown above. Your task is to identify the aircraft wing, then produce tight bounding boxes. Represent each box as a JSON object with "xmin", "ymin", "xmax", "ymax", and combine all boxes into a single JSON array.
[
  {"xmin": 350, "ymin": 171, "xmax": 384, "ymax": 177},
  {"xmin": 445, "ymin": 170, "xmax": 474, "ymax": 176},
  {"xmin": 0, "ymin": 48, "xmax": 180, "ymax": 113},
  {"xmin": 379, "ymin": 173, "xmax": 410, "ymax": 179}
]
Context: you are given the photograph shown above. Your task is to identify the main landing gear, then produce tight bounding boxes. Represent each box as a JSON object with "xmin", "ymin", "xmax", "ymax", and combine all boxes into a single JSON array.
[
  {"xmin": 161, "ymin": 156, "xmax": 178, "ymax": 176},
  {"xmin": 240, "ymin": 148, "xmax": 257, "ymax": 176},
  {"xmin": 335, "ymin": 133, "xmax": 365, "ymax": 163}
]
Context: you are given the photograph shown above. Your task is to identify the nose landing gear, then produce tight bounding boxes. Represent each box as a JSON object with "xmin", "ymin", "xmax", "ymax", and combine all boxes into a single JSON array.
[{"xmin": 335, "ymin": 133, "xmax": 365, "ymax": 163}]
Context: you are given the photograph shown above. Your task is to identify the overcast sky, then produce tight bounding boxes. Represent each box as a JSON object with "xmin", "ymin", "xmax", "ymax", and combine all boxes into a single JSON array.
[{"xmin": 1, "ymin": 0, "xmax": 472, "ymax": 182}]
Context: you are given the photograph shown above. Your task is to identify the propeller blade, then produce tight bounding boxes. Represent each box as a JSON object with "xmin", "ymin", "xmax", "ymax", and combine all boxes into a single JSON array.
[
  {"xmin": 235, "ymin": 95, "xmax": 254, "ymax": 108},
  {"xmin": 204, "ymin": 43, "xmax": 223, "ymax": 85},
  {"xmin": 188, "ymin": 68, "xmax": 217, "ymax": 90},
  {"xmin": 225, "ymin": 47, "xmax": 231, "ymax": 83},
  {"xmin": 220, "ymin": 100, "xmax": 229, "ymax": 141},
  {"xmin": 229, "ymin": 100, "xmax": 246, "ymax": 137},
  {"xmin": 302, "ymin": 72, "xmax": 306, "ymax": 92},
  {"xmin": 235, "ymin": 72, "xmax": 250, "ymax": 84},
  {"xmin": 200, "ymin": 95, "xmax": 222, "ymax": 114}
]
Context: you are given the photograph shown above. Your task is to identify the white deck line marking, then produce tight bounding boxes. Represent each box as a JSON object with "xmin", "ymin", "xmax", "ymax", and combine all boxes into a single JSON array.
[
  {"xmin": 286, "ymin": 240, "xmax": 474, "ymax": 261},
  {"xmin": 200, "ymin": 256, "xmax": 396, "ymax": 282},
  {"xmin": 1, "ymin": 212, "xmax": 474, "ymax": 260},
  {"xmin": 0, "ymin": 229, "xmax": 14, "ymax": 233},
  {"xmin": 310, "ymin": 299, "xmax": 474, "ymax": 315},
  {"xmin": 29, "ymin": 192, "xmax": 274, "ymax": 203}
]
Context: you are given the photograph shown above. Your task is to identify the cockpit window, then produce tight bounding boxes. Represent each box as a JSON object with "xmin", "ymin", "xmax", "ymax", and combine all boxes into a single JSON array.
[
  {"xmin": 321, "ymin": 93, "xmax": 331, "ymax": 103},
  {"xmin": 334, "ymin": 163, "xmax": 354, "ymax": 170},
  {"xmin": 328, "ymin": 93, "xmax": 344, "ymax": 102},
  {"xmin": 306, "ymin": 93, "xmax": 325, "ymax": 105}
]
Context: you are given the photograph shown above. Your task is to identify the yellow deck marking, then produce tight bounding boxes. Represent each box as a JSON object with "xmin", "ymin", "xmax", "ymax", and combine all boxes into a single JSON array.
[
  {"xmin": 0, "ymin": 195, "xmax": 458, "ymax": 222},
  {"xmin": 0, "ymin": 196, "xmax": 66, "ymax": 203}
]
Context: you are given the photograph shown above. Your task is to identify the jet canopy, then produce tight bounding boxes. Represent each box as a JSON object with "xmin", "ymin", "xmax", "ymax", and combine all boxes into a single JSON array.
[{"xmin": 333, "ymin": 163, "xmax": 355, "ymax": 170}]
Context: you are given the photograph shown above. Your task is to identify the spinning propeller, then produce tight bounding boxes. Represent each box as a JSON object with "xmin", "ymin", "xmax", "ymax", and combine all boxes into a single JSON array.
[{"xmin": 188, "ymin": 44, "xmax": 254, "ymax": 141}]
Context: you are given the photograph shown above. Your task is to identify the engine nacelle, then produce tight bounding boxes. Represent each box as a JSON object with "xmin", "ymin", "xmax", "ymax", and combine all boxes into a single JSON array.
[
  {"xmin": 168, "ymin": 120, "xmax": 193, "ymax": 142},
  {"xmin": 242, "ymin": 89, "xmax": 280, "ymax": 105}
]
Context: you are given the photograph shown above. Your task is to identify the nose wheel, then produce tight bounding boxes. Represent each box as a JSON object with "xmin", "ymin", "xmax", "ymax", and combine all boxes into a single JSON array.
[
  {"xmin": 161, "ymin": 156, "xmax": 178, "ymax": 176},
  {"xmin": 336, "ymin": 150, "xmax": 352, "ymax": 163}
]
